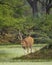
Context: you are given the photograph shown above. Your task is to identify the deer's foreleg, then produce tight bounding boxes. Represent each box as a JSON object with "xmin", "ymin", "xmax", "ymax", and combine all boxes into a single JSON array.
[
  {"xmin": 27, "ymin": 47, "xmax": 29, "ymax": 54},
  {"xmin": 30, "ymin": 46, "xmax": 32, "ymax": 53}
]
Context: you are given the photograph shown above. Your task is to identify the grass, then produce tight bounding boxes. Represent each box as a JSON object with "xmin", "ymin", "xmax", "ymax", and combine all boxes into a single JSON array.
[
  {"xmin": 0, "ymin": 44, "xmax": 52, "ymax": 62},
  {"xmin": 12, "ymin": 46, "xmax": 52, "ymax": 62},
  {"xmin": 0, "ymin": 62, "xmax": 52, "ymax": 65},
  {"xmin": 0, "ymin": 44, "xmax": 47, "ymax": 48}
]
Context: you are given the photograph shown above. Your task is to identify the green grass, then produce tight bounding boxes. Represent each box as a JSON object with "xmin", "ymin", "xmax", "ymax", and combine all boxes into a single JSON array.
[
  {"xmin": 0, "ymin": 44, "xmax": 47, "ymax": 48},
  {"xmin": 0, "ymin": 44, "xmax": 52, "ymax": 62},
  {"xmin": 0, "ymin": 62, "xmax": 52, "ymax": 65}
]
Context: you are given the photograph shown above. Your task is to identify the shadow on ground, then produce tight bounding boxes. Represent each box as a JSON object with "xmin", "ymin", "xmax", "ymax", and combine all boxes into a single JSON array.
[{"xmin": 12, "ymin": 46, "xmax": 52, "ymax": 61}]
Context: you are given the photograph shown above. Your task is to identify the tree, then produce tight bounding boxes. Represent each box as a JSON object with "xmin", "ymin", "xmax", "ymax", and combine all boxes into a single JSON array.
[
  {"xmin": 46, "ymin": 0, "xmax": 52, "ymax": 14},
  {"xmin": 27, "ymin": 0, "xmax": 38, "ymax": 17},
  {"xmin": 38, "ymin": 0, "xmax": 52, "ymax": 14}
]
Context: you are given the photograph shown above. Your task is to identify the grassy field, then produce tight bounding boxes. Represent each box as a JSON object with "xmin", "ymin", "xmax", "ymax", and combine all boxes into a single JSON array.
[
  {"xmin": 0, "ymin": 62, "xmax": 52, "ymax": 65},
  {"xmin": 0, "ymin": 44, "xmax": 52, "ymax": 62}
]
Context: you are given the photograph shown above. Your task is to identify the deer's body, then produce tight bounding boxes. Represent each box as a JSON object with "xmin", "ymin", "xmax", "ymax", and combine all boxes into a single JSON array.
[
  {"xmin": 19, "ymin": 31, "xmax": 34, "ymax": 54},
  {"xmin": 21, "ymin": 36, "xmax": 34, "ymax": 48},
  {"xmin": 21, "ymin": 36, "xmax": 34, "ymax": 54}
]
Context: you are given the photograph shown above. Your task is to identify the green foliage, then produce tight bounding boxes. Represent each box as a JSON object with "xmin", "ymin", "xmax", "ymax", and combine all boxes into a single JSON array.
[
  {"xmin": 0, "ymin": 0, "xmax": 52, "ymax": 44},
  {"xmin": 0, "ymin": 0, "xmax": 31, "ymax": 30}
]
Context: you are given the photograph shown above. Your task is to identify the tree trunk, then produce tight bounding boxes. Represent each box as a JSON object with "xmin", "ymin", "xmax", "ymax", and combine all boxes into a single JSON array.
[
  {"xmin": 46, "ymin": 0, "xmax": 52, "ymax": 14},
  {"xmin": 27, "ymin": 0, "xmax": 38, "ymax": 17},
  {"xmin": 41, "ymin": 0, "xmax": 46, "ymax": 14}
]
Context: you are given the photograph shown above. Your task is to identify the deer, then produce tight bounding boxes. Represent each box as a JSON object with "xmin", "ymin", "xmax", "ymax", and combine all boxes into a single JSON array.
[{"xmin": 18, "ymin": 30, "xmax": 34, "ymax": 54}]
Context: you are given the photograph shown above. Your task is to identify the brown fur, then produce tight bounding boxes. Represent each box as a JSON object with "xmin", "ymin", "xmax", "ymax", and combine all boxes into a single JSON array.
[{"xmin": 21, "ymin": 36, "xmax": 34, "ymax": 53}]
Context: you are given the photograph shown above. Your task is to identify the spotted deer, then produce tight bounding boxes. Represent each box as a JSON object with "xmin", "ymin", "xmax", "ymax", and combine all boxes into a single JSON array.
[{"xmin": 18, "ymin": 31, "xmax": 34, "ymax": 54}]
